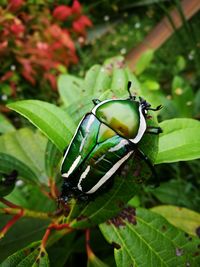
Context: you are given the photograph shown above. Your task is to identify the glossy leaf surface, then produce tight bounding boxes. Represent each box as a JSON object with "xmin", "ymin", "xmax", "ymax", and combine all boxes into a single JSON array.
[
  {"xmin": 151, "ymin": 205, "xmax": 200, "ymax": 236},
  {"xmin": 100, "ymin": 208, "xmax": 200, "ymax": 267},
  {"xmin": 156, "ymin": 118, "xmax": 200, "ymax": 164},
  {"xmin": 0, "ymin": 128, "xmax": 47, "ymax": 185},
  {"xmin": 8, "ymin": 100, "xmax": 76, "ymax": 152},
  {"xmin": 0, "ymin": 114, "xmax": 15, "ymax": 134}
]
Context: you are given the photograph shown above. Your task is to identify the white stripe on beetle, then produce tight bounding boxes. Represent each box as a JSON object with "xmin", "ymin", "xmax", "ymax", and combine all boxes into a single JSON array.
[
  {"xmin": 61, "ymin": 115, "xmax": 85, "ymax": 169},
  {"xmin": 77, "ymin": 165, "xmax": 91, "ymax": 191},
  {"xmin": 108, "ymin": 139, "xmax": 129, "ymax": 152},
  {"xmin": 79, "ymin": 114, "xmax": 95, "ymax": 152},
  {"xmin": 130, "ymin": 105, "xmax": 146, "ymax": 144},
  {"xmin": 85, "ymin": 151, "xmax": 133, "ymax": 194},
  {"xmin": 62, "ymin": 155, "xmax": 81, "ymax": 178},
  {"xmin": 61, "ymin": 113, "xmax": 96, "ymax": 172}
]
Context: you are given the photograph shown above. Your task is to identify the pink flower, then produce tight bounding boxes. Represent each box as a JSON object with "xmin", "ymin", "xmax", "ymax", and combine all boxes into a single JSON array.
[
  {"xmin": 53, "ymin": 5, "xmax": 72, "ymax": 21},
  {"xmin": 8, "ymin": 0, "xmax": 24, "ymax": 12},
  {"xmin": 10, "ymin": 21, "xmax": 25, "ymax": 36},
  {"xmin": 72, "ymin": 0, "xmax": 82, "ymax": 14},
  {"xmin": 72, "ymin": 15, "xmax": 92, "ymax": 35}
]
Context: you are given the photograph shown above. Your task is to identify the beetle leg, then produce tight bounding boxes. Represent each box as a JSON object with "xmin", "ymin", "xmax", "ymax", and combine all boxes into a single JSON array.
[
  {"xmin": 92, "ymin": 99, "xmax": 101, "ymax": 106},
  {"xmin": 147, "ymin": 105, "xmax": 163, "ymax": 111},
  {"xmin": 146, "ymin": 126, "xmax": 162, "ymax": 135}
]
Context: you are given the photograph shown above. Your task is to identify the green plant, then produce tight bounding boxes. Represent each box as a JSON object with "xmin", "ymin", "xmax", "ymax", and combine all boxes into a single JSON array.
[{"xmin": 0, "ymin": 59, "xmax": 200, "ymax": 266}]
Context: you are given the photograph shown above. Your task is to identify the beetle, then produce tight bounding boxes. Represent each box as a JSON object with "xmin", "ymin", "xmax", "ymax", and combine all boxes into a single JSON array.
[{"xmin": 60, "ymin": 81, "xmax": 162, "ymax": 203}]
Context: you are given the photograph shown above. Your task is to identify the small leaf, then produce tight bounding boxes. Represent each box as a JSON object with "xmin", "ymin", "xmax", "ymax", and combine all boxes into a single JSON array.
[
  {"xmin": 171, "ymin": 76, "xmax": 194, "ymax": 117},
  {"xmin": 135, "ymin": 49, "xmax": 154, "ymax": 75},
  {"xmin": 0, "ymin": 114, "xmax": 15, "ymax": 134},
  {"xmin": 0, "ymin": 217, "xmax": 49, "ymax": 263},
  {"xmin": 176, "ymin": 56, "xmax": 186, "ymax": 72},
  {"xmin": 0, "ymin": 153, "xmax": 39, "ymax": 185},
  {"xmin": 87, "ymin": 251, "xmax": 109, "ymax": 267},
  {"xmin": 83, "ymin": 65, "xmax": 102, "ymax": 96},
  {"xmin": 0, "ymin": 170, "xmax": 17, "ymax": 197},
  {"xmin": 142, "ymin": 79, "xmax": 160, "ymax": 91},
  {"xmin": 110, "ymin": 67, "xmax": 128, "ymax": 96},
  {"xmin": 156, "ymin": 118, "xmax": 200, "ymax": 164},
  {"xmin": 100, "ymin": 208, "xmax": 200, "ymax": 267},
  {"xmin": 151, "ymin": 205, "xmax": 200, "ymax": 236},
  {"xmin": 0, "ymin": 242, "xmax": 40, "ymax": 267},
  {"xmin": 45, "ymin": 141, "xmax": 62, "ymax": 179},
  {"xmin": 7, "ymin": 100, "xmax": 76, "ymax": 152},
  {"xmin": 149, "ymin": 179, "xmax": 199, "ymax": 211},
  {"xmin": 0, "ymin": 243, "xmax": 50, "ymax": 267},
  {"xmin": 58, "ymin": 74, "xmax": 83, "ymax": 107},
  {"xmin": 0, "ymin": 128, "xmax": 47, "ymax": 184}
]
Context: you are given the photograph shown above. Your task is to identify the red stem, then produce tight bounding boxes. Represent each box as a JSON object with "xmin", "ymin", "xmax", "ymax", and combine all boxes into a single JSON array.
[
  {"xmin": 41, "ymin": 223, "xmax": 72, "ymax": 249},
  {"xmin": 0, "ymin": 209, "xmax": 24, "ymax": 238},
  {"xmin": 0, "ymin": 197, "xmax": 21, "ymax": 209},
  {"xmin": 85, "ymin": 229, "xmax": 93, "ymax": 257}
]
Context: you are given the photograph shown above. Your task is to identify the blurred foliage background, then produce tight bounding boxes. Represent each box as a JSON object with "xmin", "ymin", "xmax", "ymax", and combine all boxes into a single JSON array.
[{"xmin": 0, "ymin": 0, "xmax": 200, "ymax": 266}]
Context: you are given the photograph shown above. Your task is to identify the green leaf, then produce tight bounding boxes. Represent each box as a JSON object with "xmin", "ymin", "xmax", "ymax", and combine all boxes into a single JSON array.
[
  {"xmin": 100, "ymin": 208, "xmax": 200, "ymax": 267},
  {"xmin": 58, "ymin": 74, "xmax": 83, "ymax": 107},
  {"xmin": 176, "ymin": 56, "xmax": 186, "ymax": 72},
  {"xmin": 47, "ymin": 233, "xmax": 76, "ymax": 267},
  {"xmin": 45, "ymin": 141, "xmax": 62, "ymax": 179},
  {"xmin": 7, "ymin": 100, "xmax": 76, "ymax": 152},
  {"xmin": 171, "ymin": 76, "xmax": 194, "ymax": 117},
  {"xmin": 0, "ymin": 114, "xmax": 15, "ymax": 134},
  {"xmin": 0, "ymin": 242, "xmax": 40, "ymax": 267},
  {"xmin": 151, "ymin": 205, "xmax": 200, "ymax": 236},
  {"xmin": 69, "ymin": 176, "xmax": 139, "ymax": 228},
  {"xmin": 0, "ymin": 153, "xmax": 39, "ymax": 185},
  {"xmin": 87, "ymin": 251, "xmax": 109, "ymax": 267},
  {"xmin": 0, "ymin": 128, "xmax": 47, "ymax": 184},
  {"xmin": 0, "ymin": 243, "xmax": 50, "ymax": 267},
  {"xmin": 4, "ymin": 183, "xmax": 56, "ymax": 212},
  {"xmin": 156, "ymin": 118, "xmax": 200, "ymax": 164},
  {"xmin": 142, "ymin": 79, "xmax": 160, "ymax": 91},
  {"xmin": 0, "ymin": 170, "xmax": 17, "ymax": 197},
  {"xmin": 149, "ymin": 179, "xmax": 200, "ymax": 211},
  {"xmin": 0, "ymin": 217, "xmax": 49, "ymax": 262},
  {"xmin": 135, "ymin": 49, "xmax": 154, "ymax": 75}
]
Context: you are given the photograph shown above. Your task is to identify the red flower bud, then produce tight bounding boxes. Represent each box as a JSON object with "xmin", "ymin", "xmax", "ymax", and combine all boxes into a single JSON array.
[
  {"xmin": 72, "ymin": 0, "xmax": 82, "ymax": 14},
  {"xmin": 8, "ymin": 0, "xmax": 24, "ymax": 12},
  {"xmin": 10, "ymin": 21, "xmax": 25, "ymax": 36},
  {"xmin": 53, "ymin": 5, "xmax": 72, "ymax": 21},
  {"xmin": 72, "ymin": 15, "xmax": 92, "ymax": 35}
]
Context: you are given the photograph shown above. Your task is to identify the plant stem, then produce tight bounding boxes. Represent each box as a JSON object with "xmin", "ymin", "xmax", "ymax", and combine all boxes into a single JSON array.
[
  {"xmin": 85, "ymin": 228, "xmax": 93, "ymax": 258},
  {"xmin": 0, "ymin": 197, "xmax": 21, "ymax": 208},
  {"xmin": 0, "ymin": 207, "xmax": 50, "ymax": 220},
  {"xmin": 0, "ymin": 209, "xmax": 24, "ymax": 239},
  {"xmin": 41, "ymin": 223, "xmax": 73, "ymax": 249}
]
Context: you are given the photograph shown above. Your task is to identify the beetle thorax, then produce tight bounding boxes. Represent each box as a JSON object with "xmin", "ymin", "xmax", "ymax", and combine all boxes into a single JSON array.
[{"xmin": 92, "ymin": 99, "xmax": 146, "ymax": 143}]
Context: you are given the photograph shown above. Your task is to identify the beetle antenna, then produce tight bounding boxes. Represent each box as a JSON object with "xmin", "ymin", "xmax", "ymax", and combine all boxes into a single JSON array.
[{"xmin": 127, "ymin": 81, "xmax": 135, "ymax": 100}]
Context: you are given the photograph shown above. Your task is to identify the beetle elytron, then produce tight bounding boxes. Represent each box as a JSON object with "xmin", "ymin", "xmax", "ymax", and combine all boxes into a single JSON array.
[{"xmin": 60, "ymin": 82, "xmax": 162, "ymax": 203}]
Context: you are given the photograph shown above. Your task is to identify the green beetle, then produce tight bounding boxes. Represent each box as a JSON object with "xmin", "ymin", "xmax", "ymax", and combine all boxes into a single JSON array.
[{"xmin": 60, "ymin": 82, "xmax": 162, "ymax": 202}]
